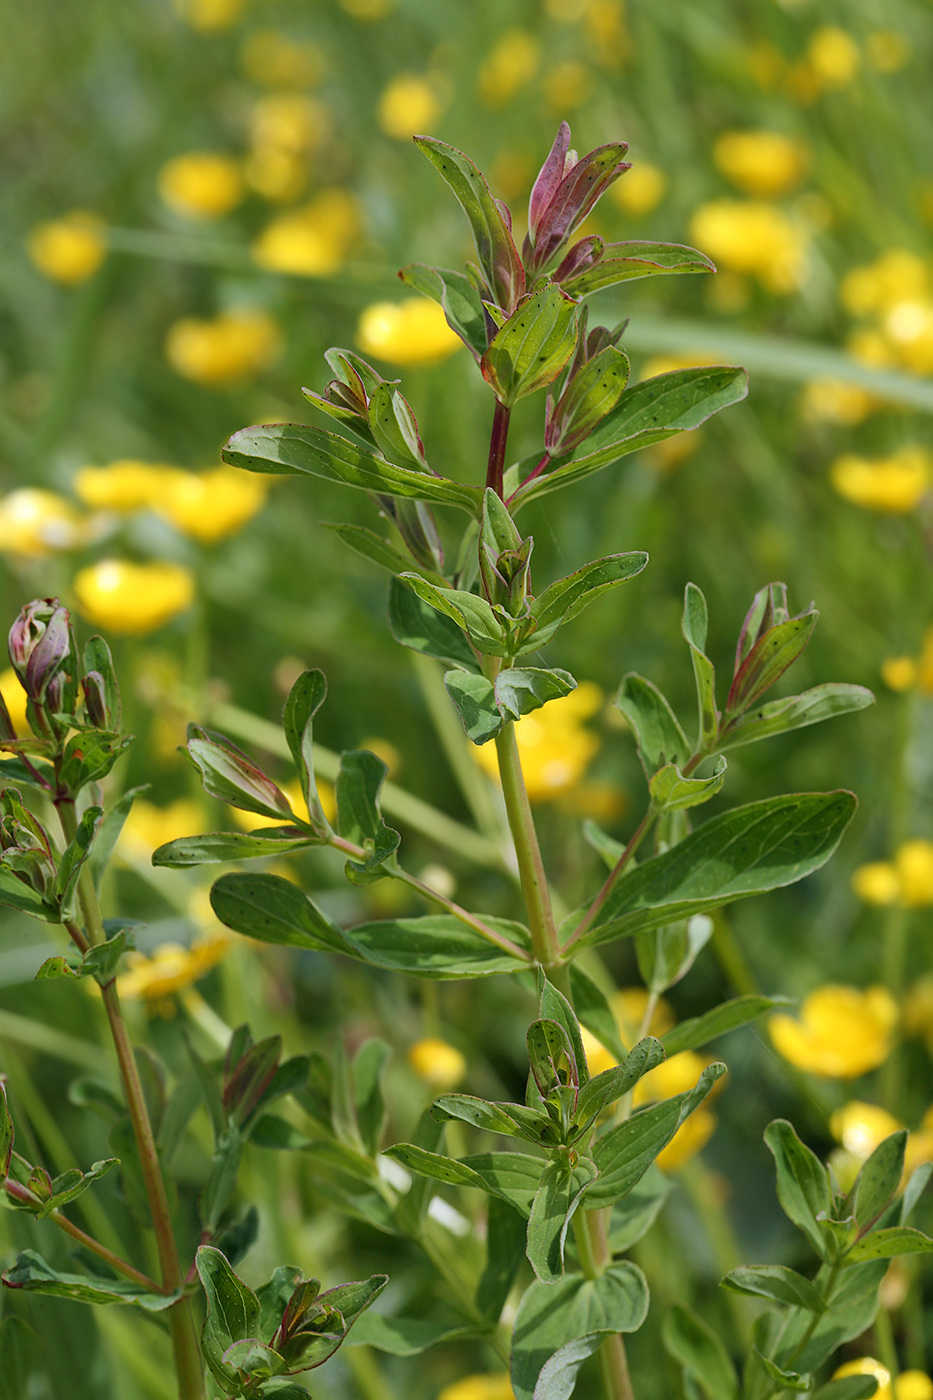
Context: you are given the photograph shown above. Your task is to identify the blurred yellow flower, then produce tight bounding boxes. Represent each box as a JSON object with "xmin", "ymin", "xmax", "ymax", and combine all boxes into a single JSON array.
[
  {"xmin": 799, "ymin": 378, "xmax": 876, "ymax": 426},
  {"xmin": 633, "ymin": 1049, "xmax": 720, "ymax": 1171},
  {"xmin": 842, "ymin": 250, "xmax": 929, "ymax": 317},
  {"xmin": 117, "ymin": 931, "xmax": 231, "ymax": 1002},
  {"xmin": 478, "ymin": 30, "xmax": 540, "ymax": 107},
  {"xmin": 807, "ymin": 27, "xmax": 860, "ymax": 88},
  {"xmin": 866, "ymin": 31, "xmax": 910, "ymax": 74},
  {"xmin": 438, "ymin": 1376, "xmax": 515, "ymax": 1400},
  {"xmin": 158, "ymin": 153, "xmax": 245, "ymax": 220},
  {"xmin": 713, "ymin": 130, "xmax": 808, "ymax": 198},
  {"xmin": 905, "ymin": 978, "xmax": 933, "ymax": 1052},
  {"xmin": 377, "ymin": 74, "xmax": 443, "ymax": 139},
  {"xmin": 74, "ymin": 459, "xmax": 181, "ymax": 512},
  {"xmin": 847, "ymin": 328, "xmax": 896, "ymax": 371},
  {"xmin": 585, "ymin": 0, "xmax": 629, "ymax": 64},
  {"xmin": 544, "ymin": 61, "xmax": 590, "ymax": 112},
  {"xmin": 834, "ymin": 1359, "xmax": 933, "ymax": 1400},
  {"xmin": 0, "ymin": 489, "xmax": 86, "ymax": 557},
  {"xmin": 249, "ymin": 94, "xmax": 326, "ymax": 155},
  {"xmin": 0, "ymin": 668, "xmax": 28, "ymax": 735},
  {"xmin": 472, "ymin": 683, "xmax": 603, "ymax": 804},
  {"xmin": 240, "ymin": 31, "xmax": 323, "ymax": 87},
  {"xmin": 830, "ymin": 1101, "xmax": 902, "ymax": 1159},
  {"xmin": 252, "ymin": 191, "xmax": 360, "ymax": 276},
  {"xmin": 356, "ymin": 298, "xmax": 462, "ymax": 367},
  {"xmin": 853, "ymin": 841, "xmax": 933, "ymax": 909},
  {"xmin": 689, "ymin": 200, "xmax": 807, "ymax": 292},
  {"xmin": 408, "ymin": 1038, "xmax": 467, "ymax": 1091},
  {"xmin": 73, "ymin": 560, "xmax": 196, "ymax": 635},
  {"xmin": 244, "ymin": 149, "xmax": 307, "ymax": 203},
  {"xmin": 829, "ymin": 447, "xmax": 930, "ymax": 513},
  {"xmin": 881, "ymin": 629, "xmax": 933, "ymax": 696},
  {"xmin": 26, "ymin": 211, "xmax": 106, "ymax": 285},
  {"xmin": 165, "ymin": 308, "xmax": 281, "ymax": 385},
  {"xmin": 611, "ymin": 164, "xmax": 667, "ymax": 216},
  {"xmin": 769, "ymin": 985, "xmax": 898, "ymax": 1077},
  {"xmin": 118, "ymin": 798, "xmax": 206, "ymax": 862},
  {"xmin": 158, "ymin": 467, "xmax": 268, "ymax": 542},
  {"xmin": 173, "ymin": 0, "xmax": 245, "ymax": 30}
]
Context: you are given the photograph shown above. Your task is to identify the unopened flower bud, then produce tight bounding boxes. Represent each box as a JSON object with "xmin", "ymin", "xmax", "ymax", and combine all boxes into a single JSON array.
[{"xmin": 523, "ymin": 122, "xmax": 630, "ymax": 278}]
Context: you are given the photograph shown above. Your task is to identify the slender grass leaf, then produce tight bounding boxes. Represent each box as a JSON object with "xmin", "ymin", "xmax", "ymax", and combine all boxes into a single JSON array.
[
  {"xmin": 662, "ymin": 1303, "xmax": 739, "ymax": 1400},
  {"xmin": 576, "ymin": 791, "xmax": 857, "ymax": 950},
  {"xmin": 223, "ymin": 422, "xmax": 481, "ymax": 511}
]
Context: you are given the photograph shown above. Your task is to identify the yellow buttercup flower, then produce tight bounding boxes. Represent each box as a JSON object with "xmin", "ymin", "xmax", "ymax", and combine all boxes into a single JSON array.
[
  {"xmin": 158, "ymin": 153, "xmax": 245, "ymax": 220},
  {"xmin": 165, "ymin": 308, "xmax": 281, "ymax": 385},
  {"xmin": 74, "ymin": 460, "xmax": 183, "ymax": 513},
  {"xmin": 852, "ymin": 862, "xmax": 901, "ymax": 906},
  {"xmin": 73, "ymin": 560, "xmax": 196, "ymax": 635},
  {"xmin": 0, "ymin": 668, "xmax": 28, "ymax": 736},
  {"xmin": 117, "ymin": 931, "xmax": 232, "ymax": 1003},
  {"xmin": 377, "ymin": 74, "xmax": 443, "ymax": 139},
  {"xmin": 0, "ymin": 489, "xmax": 86, "ymax": 557},
  {"xmin": 477, "ymin": 30, "xmax": 540, "ymax": 107},
  {"xmin": 157, "ymin": 467, "xmax": 268, "ymax": 542},
  {"xmin": 240, "ymin": 31, "xmax": 324, "ymax": 88},
  {"xmin": 829, "ymin": 447, "xmax": 930, "ymax": 513},
  {"xmin": 830, "ymin": 1101, "xmax": 902, "ymax": 1159},
  {"xmin": 807, "ymin": 27, "xmax": 860, "ymax": 89},
  {"xmin": 252, "ymin": 191, "xmax": 360, "ymax": 276},
  {"xmin": 853, "ymin": 841, "xmax": 933, "ymax": 908},
  {"xmin": 881, "ymin": 629, "xmax": 933, "ymax": 696},
  {"xmin": 689, "ymin": 200, "xmax": 807, "ymax": 292},
  {"xmin": 769, "ymin": 985, "xmax": 898, "ymax": 1078},
  {"xmin": 713, "ymin": 130, "xmax": 808, "ymax": 198},
  {"xmin": 438, "ymin": 1376, "xmax": 515, "ymax": 1400},
  {"xmin": 834, "ymin": 1359, "xmax": 933, "ymax": 1400},
  {"xmin": 26, "ymin": 211, "xmax": 106, "ymax": 285},
  {"xmin": 408, "ymin": 1038, "xmax": 467, "ymax": 1091},
  {"xmin": 173, "ymin": 0, "xmax": 245, "ymax": 31},
  {"xmin": 248, "ymin": 94, "xmax": 326, "ymax": 155},
  {"xmin": 841, "ymin": 250, "xmax": 929, "ymax": 318},
  {"xmin": 472, "ymin": 683, "xmax": 603, "ymax": 804},
  {"xmin": 799, "ymin": 378, "xmax": 876, "ymax": 426},
  {"xmin": 244, "ymin": 148, "xmax": 308, "ymax": 202},
  {"xmin": 356, "ymin": 299, "xmax": 462, "ymax": 367},
  {"xmin": 611, "ymin": 163, "xmax": 666, "ymax": 216}
]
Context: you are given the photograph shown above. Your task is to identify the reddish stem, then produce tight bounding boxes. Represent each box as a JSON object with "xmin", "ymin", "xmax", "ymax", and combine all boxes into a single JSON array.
[{"xmin": 486, "ymin": 401, "xmax": 511, "ymax": 498}]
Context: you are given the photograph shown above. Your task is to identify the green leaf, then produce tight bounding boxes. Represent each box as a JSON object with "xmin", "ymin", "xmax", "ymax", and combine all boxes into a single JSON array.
[
  {"xmin": 511, "ymin": 1263, "xmax": 649, "ymax": 1400},
  {"xmin": 83, "ymin": 635, "xmax": 122, "ymax": 731},
  {"xmin": 282, "ymin": 668, "xmax": 330, "ymax": 831},
  {"xmin": 1, "ymin": 1250, "xmax": 178, "ymax": 1311},
  {"xmin": 343, "ymin": 913, "xmax": 531, "ymax": 978},
  {"xmin": 510, "ymin": 366, "xmax": 748, "ymax": 509},
  {"xmin": 153, "ymin": 829, "xmax": 319, "ymax": 867},
  {"xmin": 754, "ymin": 1351, "xmax": 812, "ymax": 1392},
  {"xmin": 476, "ymin": 1196, "xmax": 527, "ymax": 1321},
  {"xmin": 682, "ymin": 583, "xmax": 719, "ymax": 749},
  {"xmin": 348, "ymin": 1305, "xmax": 475, "ymax": 1355},
  {"xmin": 532, "ymin": 1334, "xmax": 606, "ymax": 1400},
  {"xmin": 559, "ymin": 240, "xmax": 716, "ymax": 296},
  {"xmin": 400, "ymin": 574, "xmax": 508, "ymax": 656},
  {"xmin": 413, "ymin": 136, "xmax": 524, "ymax": 311},
  {"xmin": 336, "ymin": 749, "xmax": 400, "ymax": 881},
  {"xmin": 481, "ymin": 285, "xmax": 578, "ymax": 407},
  {"xmin": 616, "ymin": 674, "xmax": 690, "ymax": 775},
  {"xmin": 223, "ymin": 421, "xmax": 481, "ymax": 512},
  {"xmin": 575, "ymin": 1038, "xmax": 666, "ymax": 1128},
  {"xmin": 0, "ymin": 1083, "xmax": 13, "ymax": 1177},
  {"xmin": 446, "ymin": 668, "xmax": 577, "ymax": 745},
  {"xmin": 352, "ymin": 1038, "xmax": 389, "ymax": 1157},
  {"xmin": 764, "ymin": 1120, "xmax": 833, "ymax": 1260},
  {"xmin": 538, "ymin": 974, "xmax": 591, "ymax": 1089},
  {"xmin": 900, "ymin": 1162, "xmax": 932, "ymax": 1224},
  {"xmin": 726, "ymin": 612, "xmax": 818, "ymax": 718},
  {"xmin": 210, "ymin": 872, "xmax": 351, "ymax": 955},
  {"xmin": 35, "ymin": 924, "xmax": 135, "ymax": 987},
  {"xmin": 661, "ymin": 1303, "xmax": 739, "ymax": 1400},
  {"xmin": 546, "ymin": 346, "xmax": 631, "ymax": 456},
  {"xmin": 570, "ymin": 964, "xmax": 629, "ymax": 1065},
  {"xmin": 635, "ymin": 915, "xmax": 713, "ymax": 994},
  {"xmin": 852, "ymin": 1131, "xmax": 907, "ymax": 1233},
  {"xmin": 774, "ymin": 1259, "xmax": 888, "ymax": 1373},
  {"xmin": 586, "ymin": 1063, "xmax": 726, "ymax": 1207},
  {"xmin": 196, "ymin": 1245, "xmax": 262, "ymax": 1388},
  {"xmin": 326, "ymin": 522, "xmax": 443, "ymax": 582},
  {"xmin": 431, "ymin": 1092, "xmax": 548, "ymax": 1145},
  {"xmin": 56, "ymin": 731, "xmax": 133, "ymax": 796},
  {"xmin": 186, "ymin": 726, "xmax": 295, "ymax": 821},
  {"xmin": 388, "ymin": 575, "xmax": 480, "ymax": 672},
  {"xmin": 607, "ymin": 1165, "xmax": 671, "ymax": 1251},
  {"xmin": 526, "ymin": 1157, "xmax": 598, "ymax": 1281},
  {"xmin": 718, "ymin": 684, "xmax": 875, "ymax": 751},
  {"xmin": 844, "ymin": 1227, "xmax": 933, "ymax": 1264},
  {"xmin": 222, "ymin": 1339, "xmax": 285, "ymax": 1379},
  {"xmin": 529, "ymin": 553, "xmax": 648, "ymax": 641},
  {"xmin": 383, "ymin": 1143, "xmax": 544, "ymax": 1216},
  {"xmin": 527, "ymin": 1019, "xmax": 578, "ymax": 1103},
  {"xmin": 399, "ymin": 262, "xmax": 489, "ymax": 360},
  {"xmin": 721, "ymin": 1265, "xmax": 826, "ymax": 1312},
  {"xmin": 649, "ymin": 757, "xmax": 727, "ymax": 813},
  {"xmin": 662, "ymin": 996, "xmax": 789, "ymax": 1056},
  {"xmin": 55, "ymin": 805, "xmax": 102, "ymax": 919},
  {"xmin": 576, "ymin": 791, "xmax": 857, "ymax": 950},
  {"xmin": 367, "ymin": 382, "xmax": 428, "ymax": 471}
]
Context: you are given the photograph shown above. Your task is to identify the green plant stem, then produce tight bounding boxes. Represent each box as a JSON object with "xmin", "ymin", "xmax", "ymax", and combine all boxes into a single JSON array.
[
  {"xmin": 566, "ymin": 807, "xmax": 657, "ymax": 950},
  {"xmin": 2, "ymin": 1178, "xmax": 159, "ymax": 1291},
  {"xmin": 571, "ymin": 1209, "xmax": 635, "ymax": 1400},
  {"xmin": 493, "ymin": 721, "xmax": 562, "ymax": 973},
  {"xmin": 784, "ymin": 1262, "xmax": 839, "ymax": 1370},
  {"xmin": 344, "ymin": 1345, "xmax": 396, "ymax": 1400},
  {"xmin": 873, "ymin": 1300, "xmax": 899, "ymax": 1386},
  {"xmin": 56, "ymin": 800, "xmax": 206, "ymax": 1400},
  {"xmin": 708, "ymin": 910, "xmax": 761, "ymax": 997}
]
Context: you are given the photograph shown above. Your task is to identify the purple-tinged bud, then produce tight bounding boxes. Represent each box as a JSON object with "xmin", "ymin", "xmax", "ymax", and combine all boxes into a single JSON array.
[
  {"xmin": 553, "ymin": 234, "xmax": 605, "ymax": 286},
  {"xmin": 222, "ymin": 1033, "xmax": 281, "ymax": 1128},
  {"xmin": 8, "ymin": 600, "xmax": 64, "ymax": 691},
  {"xmin": 82, "ymin": 672, "xmax": 109, "ymax": 730},
  {"xmin": 725, "ymin": 583, "xmax": 818, "ymax": 718},
  {"xmin": 523, "ymin": 125, "xmax": 630, "ymax": 278}
]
